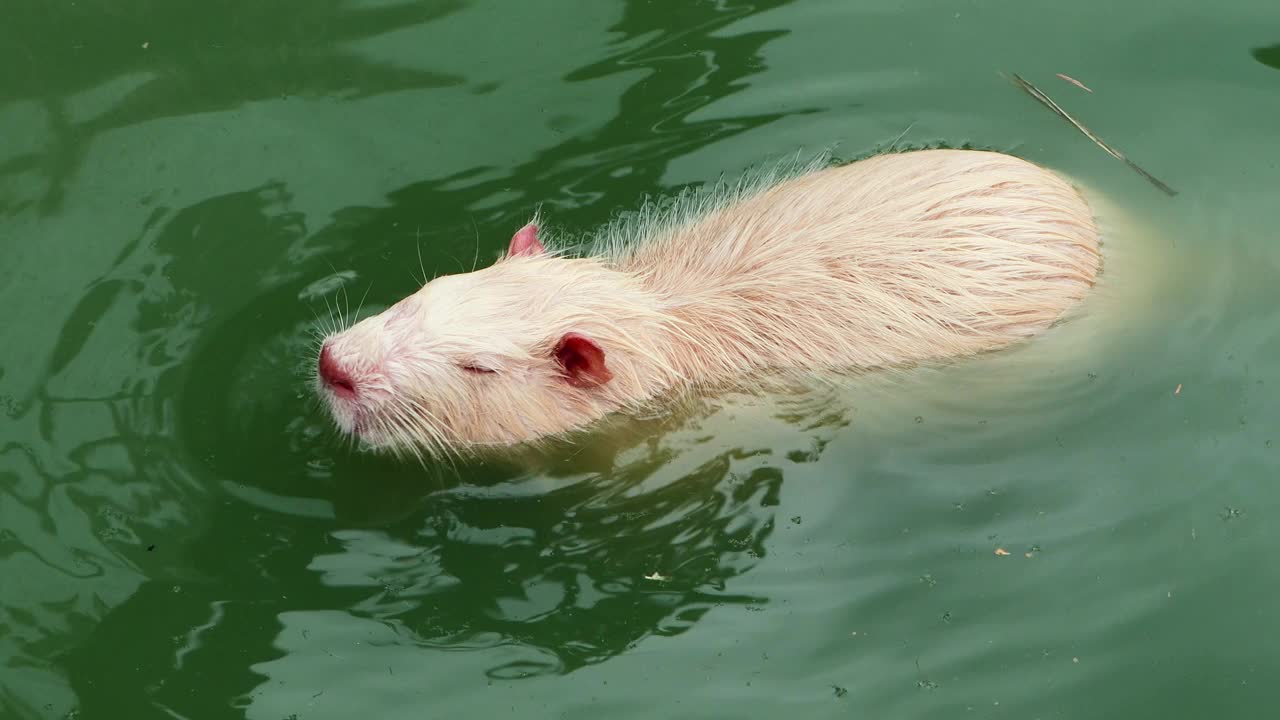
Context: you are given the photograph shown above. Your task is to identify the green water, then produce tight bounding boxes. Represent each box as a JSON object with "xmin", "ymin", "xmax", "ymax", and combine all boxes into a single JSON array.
[{"xmin": 3, "ymin": 1, "xmax": 1279, "ymax": 718}]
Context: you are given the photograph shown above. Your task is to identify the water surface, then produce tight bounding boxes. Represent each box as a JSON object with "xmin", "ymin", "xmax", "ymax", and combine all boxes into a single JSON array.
[{"xmin": 3, "ymin": 0, "xmax": 1279, "ymax": 718}]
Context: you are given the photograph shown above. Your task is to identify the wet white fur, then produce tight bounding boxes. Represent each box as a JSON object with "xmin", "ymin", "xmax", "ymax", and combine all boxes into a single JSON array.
[{"xmin": 318, "ymin": 148, "xmax": 1101, "ymax": 460}]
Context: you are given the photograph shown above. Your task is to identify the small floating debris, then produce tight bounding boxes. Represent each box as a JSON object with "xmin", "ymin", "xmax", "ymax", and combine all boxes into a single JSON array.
[
  {"xmin": 1055, "ymin": 73, "xmax": 1093, "ymax": 92},
  {"xmin": 1174, "ymin": 383, "xmax": 1183, "ymax": 395},
  {"xmin": 643, "ymin": 571, "xmax": 669, "ymax": 582},
  {"xmin": 915, "ymin": 658, "xmax": 939, "ymax": 690},
  {"xmin": 994, "ymin": 547, "xmax": 1011, "ymax": 556}
]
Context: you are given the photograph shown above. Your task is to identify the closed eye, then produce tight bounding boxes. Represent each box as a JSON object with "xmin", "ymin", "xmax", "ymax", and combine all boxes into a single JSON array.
[{"xmin": 459, "ymin": 364, "xmax": 497, "ymax": 375}]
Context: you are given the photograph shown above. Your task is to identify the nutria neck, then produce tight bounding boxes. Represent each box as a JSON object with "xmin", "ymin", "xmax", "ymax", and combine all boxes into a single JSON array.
[{"xmin": 621, "ymin": 255, "xmax": 794, "ymax": 393}]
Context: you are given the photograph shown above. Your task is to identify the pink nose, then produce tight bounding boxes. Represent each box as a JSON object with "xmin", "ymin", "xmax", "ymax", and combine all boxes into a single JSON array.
[{"xmin": 318, "ymin": 343, "xmax": 357, "ymax": 399}]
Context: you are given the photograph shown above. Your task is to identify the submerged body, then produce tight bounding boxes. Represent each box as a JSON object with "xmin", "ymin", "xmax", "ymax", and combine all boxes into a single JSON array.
[{"xmin": 316, "ymin": 148, "xmax": 1101, "ymax": 458}]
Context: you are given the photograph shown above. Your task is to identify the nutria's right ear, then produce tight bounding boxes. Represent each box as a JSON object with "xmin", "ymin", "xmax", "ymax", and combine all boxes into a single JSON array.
[
  {"xmin": 508, "ymin": 222, "xmax": 544, "ymax": 257},
  {"xmin": 554, "ymin": 333, "xmax": 613, "ymax": 388}
]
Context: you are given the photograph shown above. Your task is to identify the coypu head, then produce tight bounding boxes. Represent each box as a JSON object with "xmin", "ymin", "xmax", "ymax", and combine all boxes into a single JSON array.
[{"xmin": 315, "ymin": 223, "xmax": 675, "ymax": 459}]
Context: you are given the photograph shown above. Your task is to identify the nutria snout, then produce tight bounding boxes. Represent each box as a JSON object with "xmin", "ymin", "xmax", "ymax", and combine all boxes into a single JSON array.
[{"xmin": 318, "ymin": 344, "xmax": 357, "ymax": 400}]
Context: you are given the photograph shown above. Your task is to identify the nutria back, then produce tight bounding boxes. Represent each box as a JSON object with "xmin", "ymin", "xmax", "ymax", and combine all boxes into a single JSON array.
[{"xmin": 617, "ymin": 149, "xmax": 1101, "ymax": 378}]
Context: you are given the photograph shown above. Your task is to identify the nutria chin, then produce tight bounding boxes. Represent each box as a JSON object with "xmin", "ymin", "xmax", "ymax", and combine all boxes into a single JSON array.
[{"xmin": 315, "ymin": 148, "xmax": 1101, "ymax": 459}]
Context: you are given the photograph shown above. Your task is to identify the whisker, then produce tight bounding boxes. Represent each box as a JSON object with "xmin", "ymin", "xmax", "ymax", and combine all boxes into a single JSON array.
[
  {"xmin": 469, "ymin": 215, "xmax": 481, "ymax": 272},
  {"xmin": 353, "ymin": 282, "xmax": 372, "ymax": 325},
  {"xmin": 416, "ymin": 225, "xmax": 428, "ymax": 286}
]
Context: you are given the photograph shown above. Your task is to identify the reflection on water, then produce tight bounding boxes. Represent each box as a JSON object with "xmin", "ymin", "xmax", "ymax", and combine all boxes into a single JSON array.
[
  {"xmin": 0, "ymin": 0, "xmax": 466, "ymax": 216},
  {"xmin": 236, "ymin": 391, "xmax": 846, "ymax": 720},
  {"xmin": 298, "ymin": 392, "xmax": 841, "ymax": 678},
  {"xmin": 0, "ymin": 178, "xmax": 323, "ymax": 718}
]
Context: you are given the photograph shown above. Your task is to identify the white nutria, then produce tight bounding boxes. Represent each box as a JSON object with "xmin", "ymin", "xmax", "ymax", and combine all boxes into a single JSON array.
[{"xmin": 316, "ymin": 148, "xmax": 1103, "ymax": 460}]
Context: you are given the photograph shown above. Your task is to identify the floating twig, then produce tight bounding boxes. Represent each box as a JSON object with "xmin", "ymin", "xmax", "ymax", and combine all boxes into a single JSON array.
[
  {"xmin": 1009, "ymin": 73, "xmax": 1176, "ymax": 197},
  {"xmin": 1055, "ymin": 73, "xmax": 1093, "ymax": 92}
]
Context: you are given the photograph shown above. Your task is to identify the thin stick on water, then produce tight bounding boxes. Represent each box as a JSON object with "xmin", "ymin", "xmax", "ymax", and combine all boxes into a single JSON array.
[
  {"xmin": 887, "ymin": 121, "xmax": 916, "ymax": 152},
  {"xmin": 1008, "ymin": 72, "xmax": 1177, "ymax": 197}
]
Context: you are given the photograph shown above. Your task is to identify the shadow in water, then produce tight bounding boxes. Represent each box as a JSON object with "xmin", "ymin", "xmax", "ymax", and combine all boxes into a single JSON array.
[{"xmin": 1252, "ymin": 43, "xmax": 1280, "ymax": 71}]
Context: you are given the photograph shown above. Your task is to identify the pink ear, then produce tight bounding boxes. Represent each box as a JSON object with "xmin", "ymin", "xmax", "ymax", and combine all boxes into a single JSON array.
[
  {"xmin": 554, "ymin": 333, "xmax": 613, "ymax": 388},
  {"xmin": 508, "ymin": 221, "xmax": 544, "ymax": 257}
]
